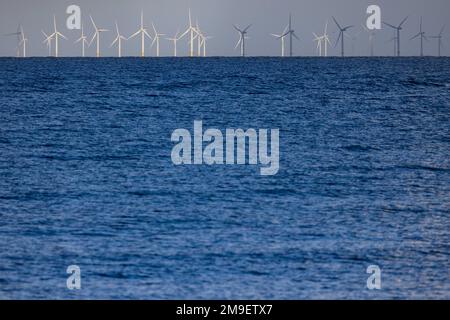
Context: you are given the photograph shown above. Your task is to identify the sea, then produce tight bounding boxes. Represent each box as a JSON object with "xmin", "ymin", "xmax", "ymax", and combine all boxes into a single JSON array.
[{"xmin": 0, "ymin": 57, "xmax": 449, "ymax": 299}]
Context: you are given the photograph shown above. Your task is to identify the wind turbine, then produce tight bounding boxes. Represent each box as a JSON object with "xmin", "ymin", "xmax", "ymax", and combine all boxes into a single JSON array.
[
  {"xmin": 42, "ymin": 30, "xmax": 53, "ymax": 56},
  {"xmin": 196, "ymin": 20, "xmax": 204, "ymax": 57},
  {"xmin": 410, "ymin": 17, "xmax": 427, "ymax": 57},
  {"xmin": 332, "ymin": 16, "xmax": 353, "ymax": 57},
  {"xmin": 362, "ymin": 24, "xmax": 376, "ymax": 57},
  {"xmin": 89, "ymin": 15, "xmax": 108, "ymax": 57},
  {"xmin": 151, "ymin": 23, "xmax": 165, "ymax": 57},
  {"xmin": 5, "ymin": 25, "xmax": 22, "ymax": 57},
  {"xmin": 313, "ymin": 33, "xmax": 324, "ymax": 56},
  {"xmin": 234, "ymin": 24, "xmax": 251, "ymax": 57},
  {"xmin": 195, "ymin": 21, "xmax": 211, "ymax": 57},
  {"xmin": 271, "ymin": 26, "xmax": 289, "ymax": 57},
  {"xmin": 17, "ymin": 25, "xmax": 28, "ymax": 58},
  {"xmin": 129, "ymin": 11, "xmax": 152, "ymax": 57},
  {"xmin": 111, "ymin": 21, "xmax": 127, "ymax": 57},
  {"xmin": 429, "ymin": 26, "xmax": 445, "ymax": 57},
  {"xmin": 166, "ymin": 30, "xmax": 181, "ymax": 57},
  {"xmin": 383, "ymin": 17, "xmax": 408, "ymax": 57},
  {"xmin": 286, "ymin": 14, "xmax": 300, "ymax": 57},
  {"xmin": 74, "ymin": 24, "xmax": 88, "ymax": 57},
  {"xmin": 51, "ymin": 16, "xmax": 67, "ymax": 58},
  {"xmin": 180, "ymin": 9, "xmax": 199, "ymax": 57},
  {"xmin": 312, "ymin": 21, "xmax": 331, "ymax": 57},
  {"xmin": 200, "ymin": 35, "xmax": 213, "ymax": 57}
]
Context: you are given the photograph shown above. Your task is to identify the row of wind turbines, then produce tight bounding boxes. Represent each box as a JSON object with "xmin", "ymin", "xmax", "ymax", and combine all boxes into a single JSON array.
[
  {"xmin": 5, "ymin": 11, "xmax": 447, "ymax": 58},
  {"xmin": 9, "ymin": 10, "xmax": 212, "ymax": 58}
]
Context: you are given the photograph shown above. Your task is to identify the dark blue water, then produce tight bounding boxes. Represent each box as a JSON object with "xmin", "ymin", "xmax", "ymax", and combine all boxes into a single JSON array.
[{"xmin": 0, "ymin": 57, "xmax": 449, "ymax": 299}]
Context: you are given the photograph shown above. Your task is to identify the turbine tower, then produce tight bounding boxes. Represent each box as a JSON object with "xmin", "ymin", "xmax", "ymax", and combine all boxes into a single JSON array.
[
  {"xmin": 129, "ymin": 11, "xmax": 152, "ymax": 57},
  {"xmin": 332, "ymin": 16, "xmax": 353, "ymax": 57},
  {"xmin": 74, "ymin": 24, "xmax": 88, "ymax": 57},
  {"xmin": 429, "ymin": 26, "xmax": 445, "ymax": 57},
  {"xmin": 151, "ymin": 23, "xmax": 165, "ymax": 57},
  {"xmin": 410, "ymin": 17, "xmax": 427, "ymax": 57},
  {"xmin": 200, "ymin": 35, "xmax": 212, "ymax": 57},
  {"xmin": 180, "ymin": 9, "xmax": 199, "ymax": 57},
  {"xmin": 271, "ymin": 26, "xmax": 289, "ymax": 57},
  {"xmin": 383, "ymin": 17, "xmax": 408, "ymax": 57},
  {"xmin": 362, "ymin": 24, "xmax": 376, "ymax": 57},
  {"xmin": 233, "ymin": 24, "xmax": 251, "ymax": 57},
  {"xmin": 111, "ymin": 21, "xmax": 127, "ymax": 57},
  {"xmin": 42, "ymin": 30, "xmax": 53, "ymax": 56},
  {"xmin": 89, "ymin": 15, "xmax": 108, "ymax": 58},
  {"xmin": 18, "ymin": 26, "xmax": 28, "ymax": 58},
  {"xmin": 166, "ymin": 31, "xmax": 181, "ymax": 57},
  {"xmin": 287, "ymin": 14, "xmax": 300, "ymax": 57},
  {"xmin": 51, "ymin": 16, "xmax": 67, "ymax": 57}
]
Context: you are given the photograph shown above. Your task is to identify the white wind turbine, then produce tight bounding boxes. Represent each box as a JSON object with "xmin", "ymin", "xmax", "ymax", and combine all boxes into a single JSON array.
[
  {"xmin": 271, "ymin": 26, "xmax": 289, "ymax": 57},
  {"xmin": 51, "ymin": 16, "xmax": 67, "ymax": 58},
  {"xmin": 196, "ymin": 20, "xmax": 203, "ymax": 57},
  {"xmin": 234, "ymin": 24, "xmax": 251, "ymax": 57},
  {"xmin": 195, "ymin": 21, "xmax": 212, "ymax": 57},
  {"xmin": 42, "ymin": 30, "xmax": 53, "ymax": 56},
  {"xmin": 313, "ymin": 33, "xmax": 324, "ymax": 56},
  {"xmin": 180, "ymin": 9, "xmax": 199, "ymax": 57},
  {"xmin": 74, "ymin": 24, "xmax": 89, "ymax": 57},
  {"xmin": 89, "ymin": 15, "xmax": 109, "ymax": 58},
  {"xmin": 166, "ymin": 30, "xmax": 181, "ymax": 57},
  {"xmin": 200, "ymin": 34, "xmax": 213, "ymax": 57},
  {"xmin": 129, "ymin": 11, "xmax": 152, "ymax": 57},
  {"xmin": 313, "ymin": 21, "xmax": 331, "ymax": 57},
  {"xmin": 151, "ymin": 23, "xmax": 165, "ymax": 57},
  {"xmin": 18, "ymin": 25, "xmax": 28, "ymax": 58},
  {"xmin": 111, "ymin": 21, "xmax": 127, "ymax": 57}
]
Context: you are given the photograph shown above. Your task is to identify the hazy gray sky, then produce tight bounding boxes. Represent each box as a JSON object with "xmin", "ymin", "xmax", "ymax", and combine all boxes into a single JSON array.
[{"xmin": 0, "ymin": 0, "xmax": 449, "ymax": 56}]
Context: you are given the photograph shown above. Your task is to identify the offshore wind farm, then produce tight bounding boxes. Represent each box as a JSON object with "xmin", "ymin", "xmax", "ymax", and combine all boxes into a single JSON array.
[{"xmin": 1, "ymin": 5, "xmax": 449, "ymax": 58}]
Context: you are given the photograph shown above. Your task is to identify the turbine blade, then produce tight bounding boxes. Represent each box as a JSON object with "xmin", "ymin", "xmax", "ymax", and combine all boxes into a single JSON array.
[
  {"xmin": 90, "ymin": 15, "xmax": 97, "ymax": 31},
  {"xmin": 111, "ymin": 36, "xmax": 118, "ymax": 47},
  {"xmin": 383, "ymin": 22, "xmax": 397, "ymax": 29},
  {"xmin": 129, "ymin": 30, "xmax": 141, "ymax": 39},
  {"xmin": 335, "ymin": 32, "xmax": 342, "ymax": 48},
  {"xmin": 235, "ymin": 37, "xmax": 242, "ymax": 50},
  {"xmin": 180, "ymin": 28, "xmax": 190, "ymax": 39},
  {"xmin": 143, "ymin": 29, "xmax": 152, "ymax": 39},
  {"xmin": 56, "ymin": 32, "xmax": 67, "ymax": 40},
  {"xmin": 399, "ymin": 16, "xmax": 408, "ymax": 28},
  {"xmin": 332, "ymin": 16, "xmax": 342, "ymax": 30},
  {"xmin": 244, "ymin": 24, "xmax": 252, "ymax": 32},
  {"xmin": 293, "ymin": 32, "xmax": 300, "ymax": 41},
  {"xmin": 410, "ymin": 33, "xmax": 420, "ymax": 40}
]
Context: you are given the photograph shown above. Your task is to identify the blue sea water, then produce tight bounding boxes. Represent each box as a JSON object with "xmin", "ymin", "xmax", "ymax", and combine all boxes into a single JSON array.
[{"xmin": 0, "ymin": 57, "xmax": 449, "ymax": 299}]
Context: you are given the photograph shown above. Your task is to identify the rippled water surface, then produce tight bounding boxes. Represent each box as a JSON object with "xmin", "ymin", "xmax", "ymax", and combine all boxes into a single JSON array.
[{"xmin": 0, "ymin": 57, "xmax": 449, "ymax": 299}]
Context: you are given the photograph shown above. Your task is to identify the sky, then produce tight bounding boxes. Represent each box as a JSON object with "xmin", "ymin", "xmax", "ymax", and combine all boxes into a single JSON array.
[{"xmin": 0, "ymin": 0, "xmax": 449, "ymax": 57}]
